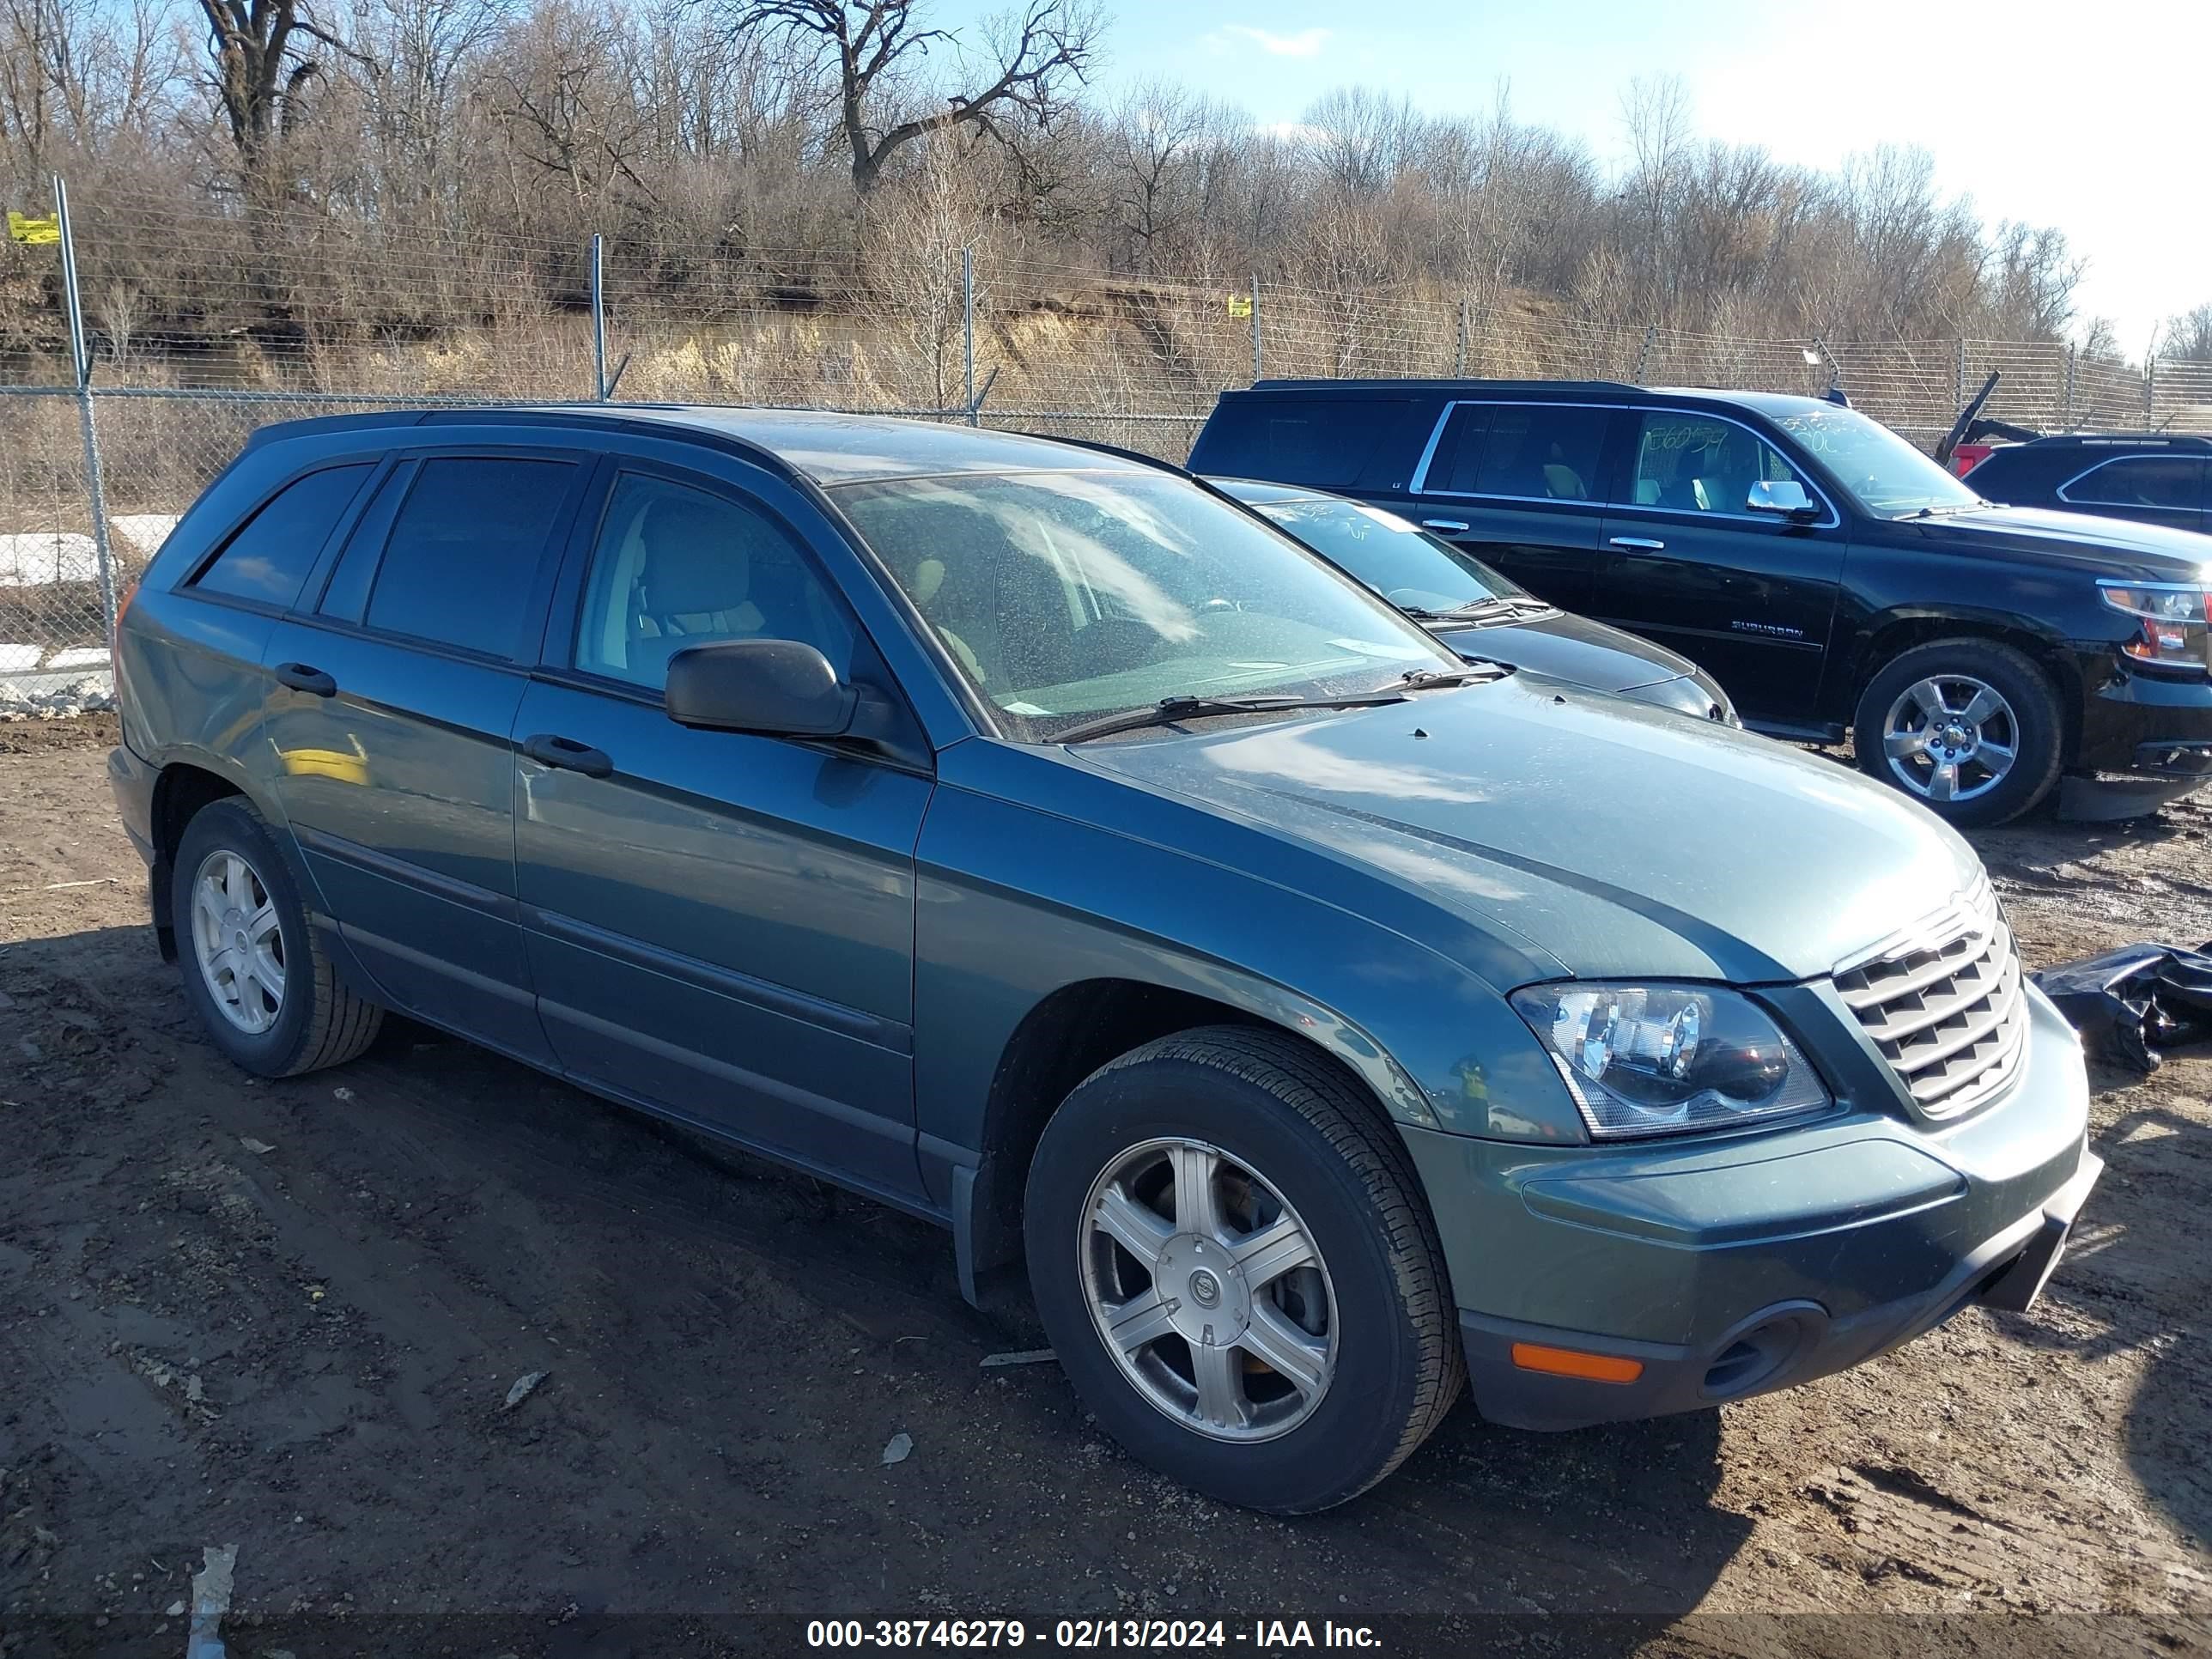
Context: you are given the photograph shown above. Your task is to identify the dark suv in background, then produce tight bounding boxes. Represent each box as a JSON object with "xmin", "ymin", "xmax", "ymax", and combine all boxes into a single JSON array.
[
  {"xmin": 1188, "ymin": 380, "xmax": 2212, "ymax": 824},
  {"xmin": 1963, "ymin": 434, "xmax": 2210, "ymax": 535}
]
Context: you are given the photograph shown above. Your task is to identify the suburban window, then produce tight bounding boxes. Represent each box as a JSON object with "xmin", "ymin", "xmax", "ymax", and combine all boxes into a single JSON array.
[
  {"xmin": 1201, "ymin": 400, "xmax": 1398, "ymax": 489},
  {"xmin": 1624, "ymin": 411, "xmax": 1812, "ymax": 516},
  {"xmin": 361, "ymin": 458, "xmax": 575, "ymax": 656},
  {"xmin": 1426, "ymin": 404, "xmax": 1608, "ymax": 501},
  {"xmin": 574, "ymin": 473, "xmax": 856, "ymax": 691},
  {"xmin": 2063, "ymin": 455, "xmax": 2203, "ymax": 511},
  {"xmin": 190, "ymin": 464, "xmax": 372, "ymax": 607}
]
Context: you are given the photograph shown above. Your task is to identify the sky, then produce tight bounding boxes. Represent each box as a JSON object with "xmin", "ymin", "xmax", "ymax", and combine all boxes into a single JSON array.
[{"xmin": 931, "ymin": 0, "xmax": 2211, "ymax": 355}]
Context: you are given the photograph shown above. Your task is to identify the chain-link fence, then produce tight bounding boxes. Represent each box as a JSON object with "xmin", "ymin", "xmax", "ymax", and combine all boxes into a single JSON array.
[{"xmin": 7, "ymin": 176, "xmax": 2212, "ymax": 692}]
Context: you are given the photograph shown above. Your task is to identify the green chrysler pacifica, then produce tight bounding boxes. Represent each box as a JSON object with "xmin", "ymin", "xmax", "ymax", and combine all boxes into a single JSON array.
[{"xmin": 107, "ymin": 408, "xmax": 2100, "ymax": 1513}]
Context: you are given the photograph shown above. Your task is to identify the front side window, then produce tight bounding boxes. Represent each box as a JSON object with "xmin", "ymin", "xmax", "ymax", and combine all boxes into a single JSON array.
[
  {"xmin": 1426, "ymin": 404, "xmax": 1607, "ymax": 501},
  {"xmin": 1624, "ymin": 413, "xmax": 1813, "ymax": 517},
  {"xmin": 363, "ymin": 457, "xmax": 576, "ymax": 656},
  {"xmin": 1769, "ymin": 406, "xmax": 1981, "ymax": 519},
  {"xmin": 835, "ymin": 469, "xmax": 1456, "ymax": 738},
  {"xmin": 191, "ymin": 464, "xmax": 372, "ymax": 607},
  {"xmin": 574, "ymin": 473, "xmax": 855, "ymax": 691},
  {"xmin": 2063, "ymin": 456, "xmax": 2204, "ymax": 511},
  {"xmin": 1248, "ymin": 499, "xmax": 1521, "ymax": 612}
]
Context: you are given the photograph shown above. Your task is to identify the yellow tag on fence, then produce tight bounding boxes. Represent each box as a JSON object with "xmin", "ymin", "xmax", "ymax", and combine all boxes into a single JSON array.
[
  {"xmin": 1226, "ymin": 295, "xmax": 1253, "ymax": 319},
  {"xmin": 7, "ymin": 210, "xmax": 60, "ymax": 245}
]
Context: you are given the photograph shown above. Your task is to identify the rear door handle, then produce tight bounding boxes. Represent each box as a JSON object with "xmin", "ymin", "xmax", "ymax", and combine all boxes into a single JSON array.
[
  {"xmin": 1421, "ymin": 519, "xmax": 1470, "ymax": 534},
  {"xmin": 1608, "ymin": 537, "xmax": 1667, "ymax": 553},
  {"xmin": 272, "ymin": 661, "xmax": 337, "ymax": 696},
  {"xmin": 520, "ymin": 732, "xmax": 614, "ymax": 779}
]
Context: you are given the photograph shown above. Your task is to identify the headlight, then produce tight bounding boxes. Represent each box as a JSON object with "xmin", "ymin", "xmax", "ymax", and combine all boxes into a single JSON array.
[
  {"xmin": 1510, "ymin": 983, "xmax": 1832, "ymax": 1140},
  {"xmin": 2100, "ymin": 580, "xmax": 2212, "ymax": 673}
]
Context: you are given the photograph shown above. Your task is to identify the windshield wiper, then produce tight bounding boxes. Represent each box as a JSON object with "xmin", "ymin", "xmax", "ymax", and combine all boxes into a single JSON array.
[
  {"xmin": 1437, "ymin": 595, "xmax": 1553, "ymax": 620},
  {"xmin": 1899, "ymin": 502, "xmax": 1987, "ymax": 520},
  {"xmin": 1055, "ymin": 690, "xmax": 1412, "ymax": 744}
]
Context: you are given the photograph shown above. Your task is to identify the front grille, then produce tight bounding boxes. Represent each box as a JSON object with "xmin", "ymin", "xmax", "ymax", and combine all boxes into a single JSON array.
[{"xmin": 1834, "ymin": 881, "xmax": 2027, "ymax": 1117}]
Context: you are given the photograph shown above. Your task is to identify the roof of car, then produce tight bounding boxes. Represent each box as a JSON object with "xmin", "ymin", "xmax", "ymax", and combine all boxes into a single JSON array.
[
  {"xmin": 1232, "ymin": 379, "xmax": 1846, "ymax": 420},
  {"xmin": 251, "ymin": 404, "xmax": 1157, "ymax": 487},
  {"xmin": 1995, "ymin": 432, "xmax": 2212, "ymax": 451}
]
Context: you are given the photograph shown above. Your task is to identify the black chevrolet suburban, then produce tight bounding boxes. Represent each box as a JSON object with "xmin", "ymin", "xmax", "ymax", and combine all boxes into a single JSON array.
[{"xmin": 1188, "ymin": 380, "xmax": 2212, "ymax": 824}]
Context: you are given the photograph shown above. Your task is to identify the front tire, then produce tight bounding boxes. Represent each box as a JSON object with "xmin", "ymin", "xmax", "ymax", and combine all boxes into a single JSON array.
[
  {"xmin": 1024, "ymin": 1026, "xmax": 1463, "ymax": 1513},
  {"xmin": 1852, "ymin": 638, "xmax": 2063, "ymax": 827},
  {"xmin": 171, "ymin": 797, "xmax": 383, "ymax": 1077}
]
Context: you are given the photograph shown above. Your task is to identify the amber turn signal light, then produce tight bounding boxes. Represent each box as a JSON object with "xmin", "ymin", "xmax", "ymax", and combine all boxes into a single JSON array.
[{"xmin": 1510, "ymin": 1342, "xmax": 1644, "ymax": 1384}]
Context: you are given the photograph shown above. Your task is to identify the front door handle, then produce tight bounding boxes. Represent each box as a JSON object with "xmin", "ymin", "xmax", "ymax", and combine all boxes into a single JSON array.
[
  {"xmin": 272, "ymin": 661, "xmax": 337, "ymax": 696},
  {"xmin": 520, "ymin": 733, "xmax": 614, "ymax": 779},
  {"xmin": 1421, "ymin": 519, "xmax": 1470, "ymax": 534},
  {"xmin": 1608, "ymin": 537, "xmax": 1668, "ymax": 553}
]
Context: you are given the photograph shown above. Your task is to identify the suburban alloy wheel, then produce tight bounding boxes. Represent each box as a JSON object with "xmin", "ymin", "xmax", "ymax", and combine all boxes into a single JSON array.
[
  {"xmin": 1879, "ymin": 675, "xmax": 2019, "ymax": 806},
  {"xmin": 1079, "ymin": 1137, "xmax": 1338, "ymax": 1442},
  {"xmin": 190, "ymin": 848, "xmax": 287, "ymax": 1034},
  {"xmin": 1025, "ymin": 1027, "xmax": 1462, "ymax": 1514},
  {"xmin": 170, "ymin": 797, "xmax": 385, "ymax": 1077},
  {"xmin": 1854, "ymin": 638, "xmax": 2063, "ymax": 827}
]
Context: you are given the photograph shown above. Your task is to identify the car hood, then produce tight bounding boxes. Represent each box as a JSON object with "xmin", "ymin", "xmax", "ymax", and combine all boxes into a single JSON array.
[
  {"xmin": 1433, "ymin": 607, "xmax": 1698, "ymax": 693},
  {"xmin": 1075, "ymin": 673, "xmax": 1982, "ymax": 986},
  {"xmin": 1927, "ymin": 504, "xmax": 2212, "ymax": 577}
]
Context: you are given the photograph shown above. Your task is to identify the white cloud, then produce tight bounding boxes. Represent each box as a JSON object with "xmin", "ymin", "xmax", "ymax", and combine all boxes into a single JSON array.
[{"xmin": 1215, "ymin": 24, "xmax": 1329, "ymax": 58}]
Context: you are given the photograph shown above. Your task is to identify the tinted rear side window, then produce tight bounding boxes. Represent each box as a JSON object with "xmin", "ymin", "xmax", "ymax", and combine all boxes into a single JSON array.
[
  {"xmin": 1198, "ymin": 399, "xmax": 1400, "ymax": 489},
  {"xmin": 1429, "ymin": 404, "xmax": 1609, "ymax": 501},
  {"xmin": 2064, "ymin": 455, "xmax": 2203, "ymax": 511},
  {"xmin": 362, "ymin": 458, "xmax": 575, "ymax": 657},
  {"xmin": 190, "ymin": 465, "xmax": 372, "ymax": 607}
]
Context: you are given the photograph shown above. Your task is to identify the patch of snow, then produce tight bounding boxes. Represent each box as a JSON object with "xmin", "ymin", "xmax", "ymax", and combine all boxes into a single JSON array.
[
  {"xmin": 111, "ymin": 513, "xmax": 180, "ymax": 558},
  {"xmin": 0, "ymin": 532, "xmax": 100, "ymax": 586}
]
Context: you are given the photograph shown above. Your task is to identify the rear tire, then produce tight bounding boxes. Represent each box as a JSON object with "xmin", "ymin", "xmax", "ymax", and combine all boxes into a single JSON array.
[
  {"xmin": 1852, "ymin": 638, "xmax": 2063, "ymax": 827},
  {"xmin": 1024, "ymin": 1025, "xmax": 1462, "ymax": 1513},
  {"xmin": 171, "ymin": 797, "xmax": 383, "ymax": 1077}
]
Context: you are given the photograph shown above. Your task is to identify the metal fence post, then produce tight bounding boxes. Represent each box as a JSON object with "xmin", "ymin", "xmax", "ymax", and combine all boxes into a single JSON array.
[
  {"xmin": 1249, "ymin": 273, "xmax": 1262, "ymax": 383},
  {"xmin": 1633, "ymin": 324, "xmax": 1657, "ymax": 383},
  {"xmin": 53, "ymin": 175, "xmax": 118, "ymax": 646},
  {"xmin": 1455, "ymin": 299, "xmax": 1469, "ymax": 376},
  {"xmin": 589, "ymin": 233, "xmax": 607, "ymax": 401},
  {"xmin": 962, "ymin": 247, "xmax": 976, "ymax": 426},
  {"xmin": 2062, "ymin": 344, "xmax": 2077, "ymax": 431},
  {"xmin": 2145, "ymin": 358, "xmax": 2156, "ymax": 428},
  {"xmin": 1954, "ymin": 337, "xmax": 1966, "ymax": 416}
]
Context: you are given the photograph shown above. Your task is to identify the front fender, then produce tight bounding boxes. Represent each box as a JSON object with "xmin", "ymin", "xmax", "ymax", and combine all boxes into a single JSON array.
[{"xmin": 912, "ymin": 742, "xmax": 1587, "ymax": 1186}]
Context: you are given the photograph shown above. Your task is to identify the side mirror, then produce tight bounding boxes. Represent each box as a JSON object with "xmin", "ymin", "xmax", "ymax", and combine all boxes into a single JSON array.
[
  {"xmin": 665, "ymin": 638, "xmax": 857, "ymax": 737},
  {"xmin": 1746, "ymin": 479, "xmax": 1819, "ymax": 519}
]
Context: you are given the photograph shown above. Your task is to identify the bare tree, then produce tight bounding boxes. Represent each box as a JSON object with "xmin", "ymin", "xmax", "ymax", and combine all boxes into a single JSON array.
[
  {"xmin": 725, "ymin": 0, "xmax": 1099, "ymax": 193},
  {"xmin": 194, "ymin": 0, "xmax": 355, "ymax": 171},
  {"xmin": 1106, "ymin": 79, "xmax": 1209, "ymax": 273},
  {"xmin": 2160, "ymin": 303, "xmax": 2212, "ymax": 363},
  {"xmin": 1, "ymin": 0, "xmax": 177, "ymax": 172}
]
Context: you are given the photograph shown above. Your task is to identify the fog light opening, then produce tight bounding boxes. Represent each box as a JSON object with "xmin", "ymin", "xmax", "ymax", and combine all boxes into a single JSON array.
[{"xmin": 1699, "ymin": 1312, "xmax": 1814, "ymax": 1401}]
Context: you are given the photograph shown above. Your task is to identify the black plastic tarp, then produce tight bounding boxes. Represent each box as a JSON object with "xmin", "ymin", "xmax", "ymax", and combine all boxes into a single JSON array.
[{"xmin": 2033, "ymin": 942, "xmax": 2212, "ymax": 1073}]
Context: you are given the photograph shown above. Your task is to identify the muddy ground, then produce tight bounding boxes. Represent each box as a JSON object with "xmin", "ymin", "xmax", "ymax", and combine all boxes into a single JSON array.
[{"xmin": 0, "ymin": 716, "xmax": 2206, "ymax": 1657}]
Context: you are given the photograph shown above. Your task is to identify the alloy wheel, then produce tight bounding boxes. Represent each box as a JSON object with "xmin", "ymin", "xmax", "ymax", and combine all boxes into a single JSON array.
[
  {"xmin": 1880, "ymin": 674, "xmax": 2019, "ymax": 805},
  {"xmin": 190, "ymin": 848, "xmax": 286, "ymax": 1035},
  {"xmin": 1079, "ymin": 1137, "xmax": 1337, "ymax": 1443}
]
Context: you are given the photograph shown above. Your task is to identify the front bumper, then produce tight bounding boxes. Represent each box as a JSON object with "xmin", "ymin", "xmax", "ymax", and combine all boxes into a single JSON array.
[
  {"xmin": 2064, "ymin": 656, "xmax": 2212, "ymax": 818},
  {"xmin": 1401, "ymin": 988, "xmax": 2098, "ymax": 1431}
]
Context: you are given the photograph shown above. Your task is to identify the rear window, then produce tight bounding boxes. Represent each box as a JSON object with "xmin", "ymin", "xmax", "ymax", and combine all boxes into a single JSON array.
[
  {"xmin": 189, "ymin": 465, "xmax": 372, "ymax": 607},
  {"xmin": 362, "ymin": 458, "xmax": 575, "ymax": 656},
  {"xmin": 1425, "ymin": 404, "xmax": 1609, "ymax": 501},
  {"xmin": 1195, "ymin": 398, "xmax": 1404, "ymax": 489}
]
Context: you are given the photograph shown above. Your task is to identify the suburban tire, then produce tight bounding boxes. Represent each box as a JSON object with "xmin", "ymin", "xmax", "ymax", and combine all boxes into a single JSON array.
[
  {"xmin": 170, "ymin": 796, "xmax": 383, "ymax": 1077},
  {"xmin": 1024, "ymin": 1025, "xmax": 1463, "ymax": 1514},
  {"xmin": 1853, "ymin": 638, "xmax": 2064, "ymax": 827}
]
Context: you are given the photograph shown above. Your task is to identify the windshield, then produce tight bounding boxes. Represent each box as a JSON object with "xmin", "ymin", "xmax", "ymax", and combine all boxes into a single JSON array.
[
  {"xmin": 835, "ymin": 470, "xmax": 1461, "ymax": 739},
  {"xmin": 1246, "ymin": 499, "xmax": 1525, "ymax": 612},
  {"xmin": 1771, "ymin": 406, "xmax": 1984, "ymax": 518}
]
